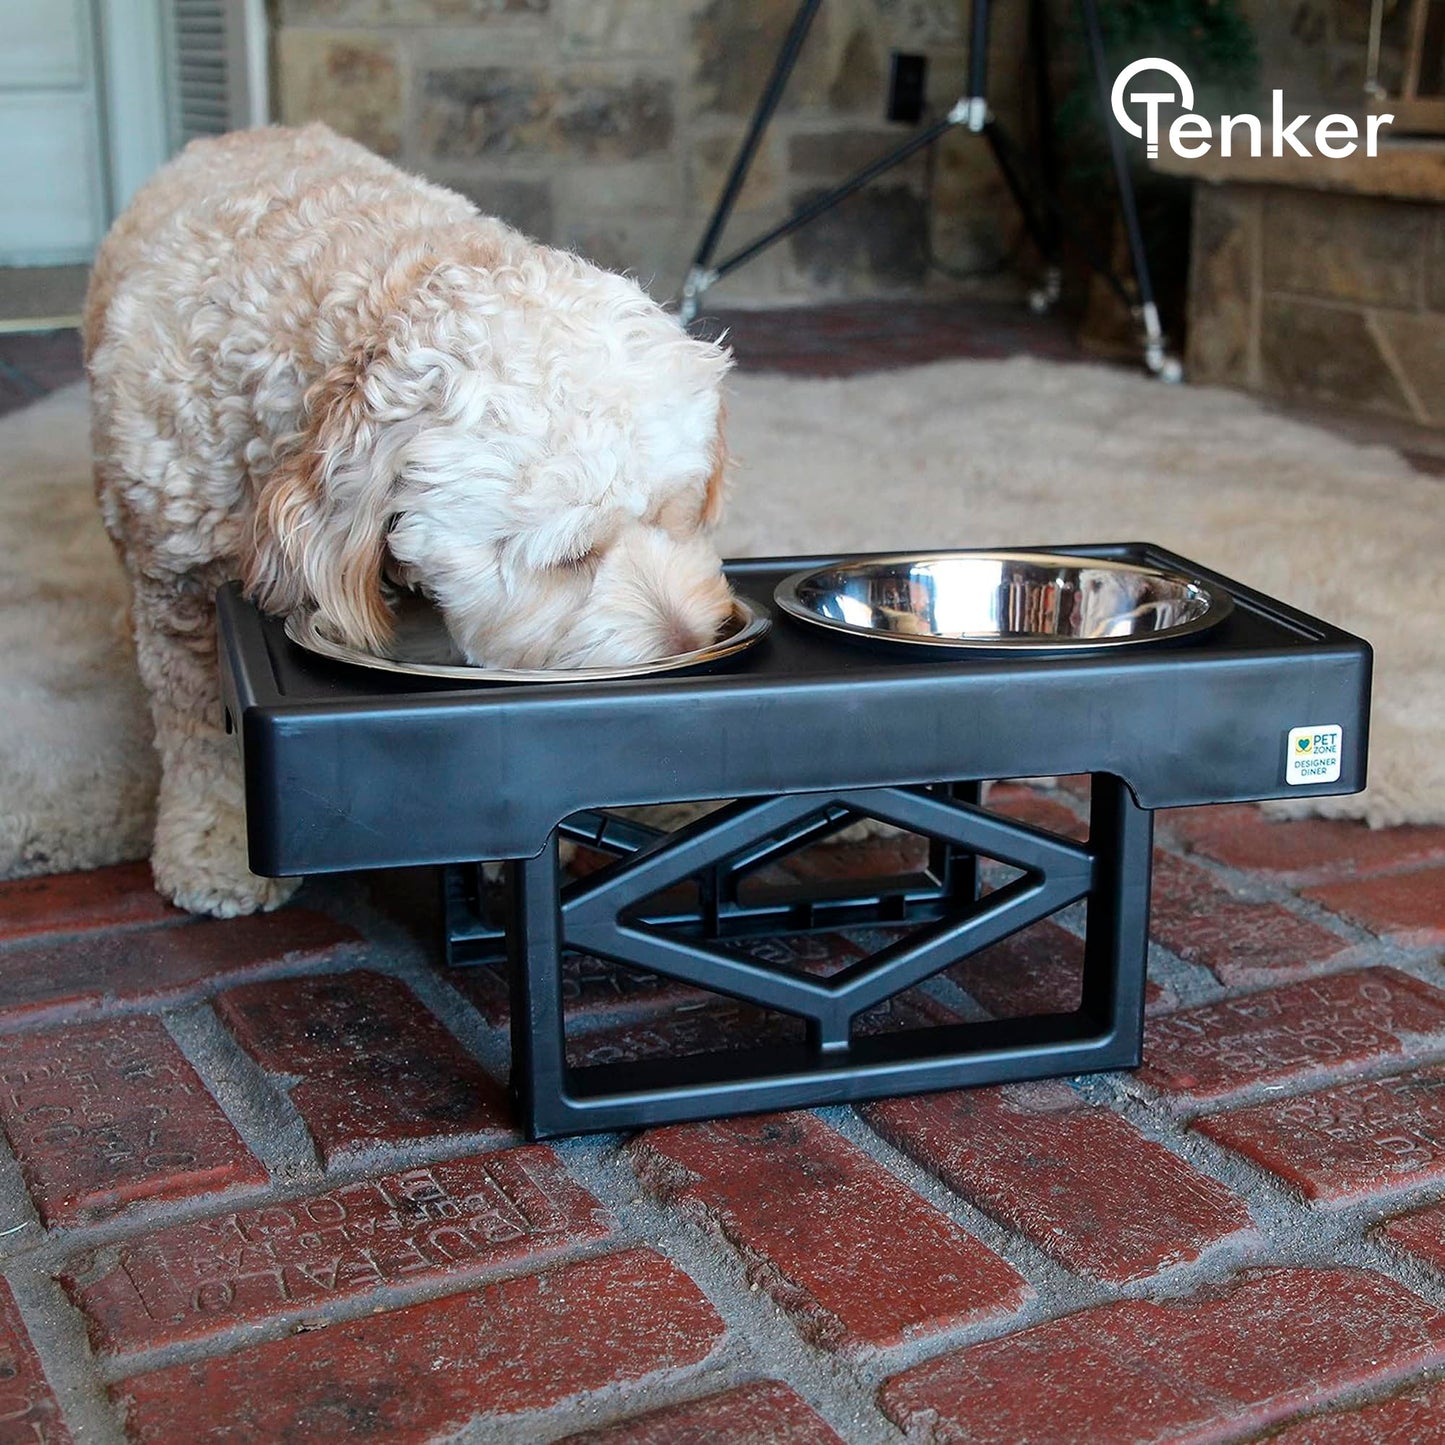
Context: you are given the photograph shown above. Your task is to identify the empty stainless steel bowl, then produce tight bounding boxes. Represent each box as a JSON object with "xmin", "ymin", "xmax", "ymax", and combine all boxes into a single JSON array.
[
  {"xmin": 286, "ymin": 591, "xmax": 770, "ymax": 683},
  {"xmin": 774, "ymin": 552, "xmax": 1231, "ymax": 652}
]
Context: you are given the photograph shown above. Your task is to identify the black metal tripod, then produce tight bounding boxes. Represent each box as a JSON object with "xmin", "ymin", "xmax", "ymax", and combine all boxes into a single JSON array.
[{"xmin": 678, "ymin": 0, "xmax": 1182, "ymax": 381}]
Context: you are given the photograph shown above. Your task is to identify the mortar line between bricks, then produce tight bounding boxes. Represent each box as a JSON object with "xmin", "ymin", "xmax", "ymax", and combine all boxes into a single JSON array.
[
  {"xmin": 159, "ymin": 1001, "xmax": 322, "ymax": 1188},
  {"xmin": 0, "ymin": 944, "xmax": 376, "ymax": 1039},
  {"xmin": 1231, "ymin": 1367, "xmax": 1445, "ymax": 1445},
  {"xmin": 0, "ymin": 1123, "xmax": 43, "ymax": 1264},
  {"xmin": 18, "ymin": 1127, "xmax": 579, "ymax": 1269},
  {"xmin": 1182, "ymin": 1125, "xmax": 1445, "ymax": 1254},
  {"xmin": 447, "ymin": 1341, "xmax": 787, "ymax": 1445},
  {"xmin": 541, "ymin": 1133, "xmax": 911, "ymax": 1445},
  {"xmin": 0, "ymin": 913, "xmax": 196, "ymax": 952},
  {"xmin": 1123, "ymin": 1023, "xmax": 1445, "ymax": 1123},
  {"xmin": 2, "ymin": 1266, "xmax": 130, "ymax": 1444},
  {"xmin": 1140, "ymin": 938, "xmax": 1445, "ymax": 1025},
  {"xmin": 835, "ymin": 1068, "xmax": 1445, "ymax": 1347},
  {"xmin": 1085, "ymin": 1080, "xmax": 1445, "ymax": 1280}
]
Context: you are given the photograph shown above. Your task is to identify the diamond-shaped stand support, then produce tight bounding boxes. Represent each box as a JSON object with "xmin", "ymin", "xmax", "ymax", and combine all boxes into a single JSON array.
[{"xmin": 444, "ymin": 775, "xmax": 1152, "ymax": 1139}]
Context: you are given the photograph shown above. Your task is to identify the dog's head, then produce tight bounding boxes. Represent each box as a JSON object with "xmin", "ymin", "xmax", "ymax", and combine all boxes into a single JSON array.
[{"xmin": 247, "ymin": 249, "xmax": 733, "ymax": 669}]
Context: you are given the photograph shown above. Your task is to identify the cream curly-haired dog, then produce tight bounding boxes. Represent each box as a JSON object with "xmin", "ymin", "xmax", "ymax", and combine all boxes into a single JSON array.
[{"xmin": 86, "ymin": 124, "xmax": 733, "ymax": 918}]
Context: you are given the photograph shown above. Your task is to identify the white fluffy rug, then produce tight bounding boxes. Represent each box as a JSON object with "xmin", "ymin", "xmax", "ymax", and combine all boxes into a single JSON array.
[
  {"xmin": 3, "ymin": 360, "xmax": 1442, "ymax": 879},
  {"xmin": 1, "ymin": 385, "xmax": 157, "ymax": 879}
]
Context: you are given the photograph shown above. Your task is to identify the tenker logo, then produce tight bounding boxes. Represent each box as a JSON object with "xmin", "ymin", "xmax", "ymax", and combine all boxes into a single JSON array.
[{"xmin": 1112, "ymin": 58, "xmax": 1394, "ymax": 162}]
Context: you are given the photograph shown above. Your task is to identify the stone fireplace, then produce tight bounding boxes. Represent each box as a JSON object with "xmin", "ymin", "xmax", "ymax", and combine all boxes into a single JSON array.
[
  {"xmin": 1154, "ymin": 0, "xmax": 1445, "ymax": 427},
  {"xmin": 1169, "ymin": 143, "xmax": 1444, "ymax": 427}
]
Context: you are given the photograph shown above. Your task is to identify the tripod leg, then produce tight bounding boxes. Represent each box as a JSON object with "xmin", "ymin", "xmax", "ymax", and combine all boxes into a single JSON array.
[
  {"xmin": 680, "ymin": 0, "xmax": 824, "ymax": 322},
  {"xmin": 986, "ymin": 120, "xmax": 1132, "ymax": 310},
  {"xmin": 967, "ymin": 0, "xmax": 990, "ymax": 115},
  {"xmin": 1026, "ymin": 0, "xmax": 1063, "ymax": 311},
  {"xmin": 1076, "ymin": 0, "xmax": 1182, "ymax": 380},
  {"xmin": 982, "ymin": 122, "xmax": 1058, "ymax": 279},
  {"xmin": 709, "ymin": 112, "xmax": 962, "ymax": 285}
]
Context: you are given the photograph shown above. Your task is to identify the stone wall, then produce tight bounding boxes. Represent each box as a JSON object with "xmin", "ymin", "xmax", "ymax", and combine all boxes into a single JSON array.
[
  {"xmin": 1188, "ymin": 171, "xmax": 1445, "ymax": 427},
  {"xmin": 271, "ymin": 0, "xmax": 1035, "ymax": 306}
]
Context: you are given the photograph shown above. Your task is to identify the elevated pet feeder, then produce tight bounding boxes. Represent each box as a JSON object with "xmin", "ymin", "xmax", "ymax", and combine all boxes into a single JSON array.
[{"xmin": 218, "ymin": 544, "xmax": 1371, "ymax": 1138}]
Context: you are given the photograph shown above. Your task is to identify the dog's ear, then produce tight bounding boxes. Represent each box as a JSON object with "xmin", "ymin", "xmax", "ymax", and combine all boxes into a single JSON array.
[
  {"xmin": 702, "ymin": 398, "xmax": 729, "ymax": 528},
  {"xmin": 246, "ymin": 349, "xmax": 402, "ymax": 652}
]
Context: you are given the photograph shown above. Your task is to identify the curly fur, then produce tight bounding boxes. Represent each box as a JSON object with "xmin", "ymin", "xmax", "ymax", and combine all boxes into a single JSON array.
[{"xmin": 87, "ymin": 123, "xmax": 733, "ymax": 916}]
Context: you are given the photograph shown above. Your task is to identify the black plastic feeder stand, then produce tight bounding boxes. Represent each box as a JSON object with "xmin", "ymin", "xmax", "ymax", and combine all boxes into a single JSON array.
[
  {"xmin": 495, "ymin": 777, "xmax": 1153, "ymax": 1137},
  {"xmin": 217, "ymin": 545, "xmax": 1371, "ymax": 1140}
]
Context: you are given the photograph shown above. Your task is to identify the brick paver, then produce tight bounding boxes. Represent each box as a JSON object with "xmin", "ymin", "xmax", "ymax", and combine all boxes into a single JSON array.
[
  {"xmin": 570, "ymin": 990, "xmax": 951, "ymax": 1069},
  {"xmin": 1197, "ymin": 1066, "xmax": 1445, "ymax": 1204},
  {"xmin": 1254, "ymin": 1376, "xmax": 1445, "ymax": 1443},
  {"xmin": 455, "ymin": 950, "xmax": 705, "ymax": 1028},
  {"xmin": 880, "ymin": 1268, "xmax": 1445, "ymax": 1444},
  {"xmin": 943, "ymin": 920, "xmax": 1085, "ymax": 1017},
  {"xmin": 559, "ymin": 1381, "xmax": 845, "ymax": 1444},
  {"xmin": 0, "ymin": 910, "xmax": 360, "ymax": 1027},
  {"xmin": 867, "ymin": 1082, "xmax": 1257, "ymax": 1282},
  {"xmin": 0, "ymin": 1278, "xmax": 71, "ymax": 1442},
  {"xmin": 986, "ymin": 784, "xmax": 1089, "ymax": 839},
  {"xmin": 114, "ymin": 1248, "xmax": 725, "ymax": 1441},
  {"xmin": 216, "ymin": 970, "xmax": 512, "ymax": 1160},
  {"xmin": 1163, "ymin": 805, "xmax": 1445, "ymax": 883},
  {"xmin": 60, "ymin": 1147, "xmax": 610, "ymax": 1355},
  {"xmin": 630, "ymin": 1112, "xmax": 1027, "ymax": 1354},
  {"xmin": 1377, "ymin": 1200, "xmax": 1445, "ymax": 1274},
  {"xmin": 1148, "ymin": 852, "xmax": 1354, "ymax": 986},
  {"xmin": 1304, "ymin": 867, "xmax": 1445, "ymax": 949},
  {"xmin": 0, "ymin": 863, "xmax": 180, "ymax": 943},
  {"xmin": 0, "ymin": 1015, "xmax": 266, "ymax": 1226},
  {"xmin": 1138, "ymin": 968, "xmax": 1445, "ymax": 1106}
]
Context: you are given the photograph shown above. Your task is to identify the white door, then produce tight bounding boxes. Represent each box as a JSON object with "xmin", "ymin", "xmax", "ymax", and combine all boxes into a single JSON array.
[{"xmin": 0, "ymin": 0, "xmax": 109, "ymax": 265}]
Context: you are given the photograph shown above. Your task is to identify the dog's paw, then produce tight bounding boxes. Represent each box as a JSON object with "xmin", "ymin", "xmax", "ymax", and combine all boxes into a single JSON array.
[
  {"xmin": 152, "ymin": 783, "xmax": 301, "ymax": 917},
  {"xmin": 156, "ymin": 863, "xmax": 301, "ymax": 919}
]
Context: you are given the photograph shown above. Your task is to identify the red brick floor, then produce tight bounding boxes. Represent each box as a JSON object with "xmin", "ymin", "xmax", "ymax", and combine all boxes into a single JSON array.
[
  {"xmin": 4, "ymin": 309, "xmax": 1445, "ymax": 1440},
  {"xmin": 0, "ymin": 792, "xmax": 1437, "ymax": 1442}
]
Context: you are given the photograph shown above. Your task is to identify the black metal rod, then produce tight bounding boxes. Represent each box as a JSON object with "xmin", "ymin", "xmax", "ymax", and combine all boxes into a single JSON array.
[
  {"xmin": 968, "ymin": 0, "xmax": 991, "ymax": 102},
  {"xmin": 1027, "ymin": 0, "xmax": 1063, "ymax": 259},
  {"xmin": 711, "ymin": 112, "xmax": 960, "ymax": 281},
  {"xmin": 691, "ymin": 0, "xmax": 824, "ymax": 272},
  {"xmin": 986, "ymin": 120, "xmax": 1134, "ymax": 308},
  {"xmin": 1077, "ymin": 0, "xmax": 1158, "ymax": 313},
  {"xmin": 981, "ymin": 122, "xmax": 1058, "ymax": 273}
]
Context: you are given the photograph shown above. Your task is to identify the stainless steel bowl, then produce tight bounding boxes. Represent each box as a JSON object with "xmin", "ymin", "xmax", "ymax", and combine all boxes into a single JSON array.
[
  {"xmin": 774, "ymin": 551, "xmax": 1231, "ymax": 652},
  {"xmin": 285, "ymin": 591, "xmax": 770, "ymax": 684}
]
